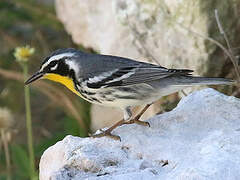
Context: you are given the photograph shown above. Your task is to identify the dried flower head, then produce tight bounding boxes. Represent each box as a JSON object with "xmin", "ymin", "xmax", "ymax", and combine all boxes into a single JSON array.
[
  {"xmin": 14, "ymin": 45, "xmax": 35, "ymax": 62},
  {"xmin": 0, "ymin": 108, "xmax": 14, "ymax": 129}
]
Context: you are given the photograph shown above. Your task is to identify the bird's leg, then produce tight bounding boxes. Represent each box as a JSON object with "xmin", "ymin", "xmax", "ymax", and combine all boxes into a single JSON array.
[
  {"xmin": 91, "ymin": 105, "xmax": 152, "ymax": 140},
  {"xmin": 91, "ymin": 107, "xmax": 133, "ymax": 140},
  {"xmin": 91, "ymin": 118, "xmax": 125, "ymax": 141},
  {"xmin": 124, "ymin": 104, "xmax": 152, "ymax": 127}
]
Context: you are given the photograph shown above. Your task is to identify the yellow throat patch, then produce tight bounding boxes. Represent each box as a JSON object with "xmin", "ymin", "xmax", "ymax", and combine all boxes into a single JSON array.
[{"xmin": 44, "ymin": 73, "xmax": 80, "ymax": 96}]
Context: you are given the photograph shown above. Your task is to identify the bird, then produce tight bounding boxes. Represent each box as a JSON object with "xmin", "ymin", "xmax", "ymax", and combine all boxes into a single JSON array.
[{"xmin": 25, "ymin": 48, "xmax": 234, "ymax": 140}]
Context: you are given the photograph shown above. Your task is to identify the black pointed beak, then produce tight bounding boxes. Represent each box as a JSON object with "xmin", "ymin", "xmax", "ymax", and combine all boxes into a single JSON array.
[{"xmin": 25, "ymin": 71, "xmax": 44, "ymax": 85}]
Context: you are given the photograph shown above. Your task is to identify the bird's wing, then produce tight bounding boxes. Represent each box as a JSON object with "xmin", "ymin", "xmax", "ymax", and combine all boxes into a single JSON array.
[{"xmin": 85, "ymin": 65, "xmax": 193, "ymax": 89}]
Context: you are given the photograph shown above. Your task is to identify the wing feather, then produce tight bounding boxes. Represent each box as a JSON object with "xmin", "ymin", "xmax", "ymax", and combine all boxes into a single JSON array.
[{"xmin": 86, "ymin": 65, "xmax": 193, "ymax": 89}]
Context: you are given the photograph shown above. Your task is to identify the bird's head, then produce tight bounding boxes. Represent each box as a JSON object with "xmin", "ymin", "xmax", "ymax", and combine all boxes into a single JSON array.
[{"xmin": 25, "ymin": 48, "xmax": 81, "ymax": 95}]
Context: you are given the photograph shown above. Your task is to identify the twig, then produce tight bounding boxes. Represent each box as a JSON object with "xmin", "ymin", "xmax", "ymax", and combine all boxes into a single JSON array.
[
  {"xmin": 177, "ymin": 22, "xmax": 240, "ymax": 82},
  {"xmin": 232, "ymin": 87, "xmax": 240, "ymax": 96},
  {"xmin": 1, "ymin": 129, "xmax": 11, "ymax": 180},
  {"xmin": 214, "ymin": 9, "xmax": 240, "ymax": 82},
  {"xmin": 215, "ymin": 10, "xmax": 232, "ymax": 51}
]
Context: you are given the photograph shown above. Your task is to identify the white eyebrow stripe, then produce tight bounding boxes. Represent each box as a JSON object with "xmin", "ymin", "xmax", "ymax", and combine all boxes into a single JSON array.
[
  {"xmin": 48, "ymin": 53, "xmax": 75, "ymax": 62},
  {"xmin": 40, "ymin": 52, "xmax": 75, "ymax": 71}
]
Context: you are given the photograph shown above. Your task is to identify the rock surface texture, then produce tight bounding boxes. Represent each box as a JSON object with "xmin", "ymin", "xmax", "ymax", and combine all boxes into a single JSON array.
[
  {"xmin": 55, "ymin": 0, "xmax": 239, "ymax": 130},
  {"xmin": 39, "ymin": 89, "xmax": 240, "ymax": 180}
]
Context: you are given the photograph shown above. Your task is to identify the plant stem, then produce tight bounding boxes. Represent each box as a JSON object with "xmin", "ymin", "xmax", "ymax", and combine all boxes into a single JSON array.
[
  {"xmin": 1, "ymin": 129, "xmax": 11, "ymax": 180},
  {"xmin": 23, "ymin": 64, "xmax": 35, "ymax": 179}
]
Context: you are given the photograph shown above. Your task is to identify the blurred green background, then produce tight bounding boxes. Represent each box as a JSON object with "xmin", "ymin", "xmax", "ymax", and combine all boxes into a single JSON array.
[{"xmin": 0, "ymin": 0, "xmax": 92, "ymax": 179}]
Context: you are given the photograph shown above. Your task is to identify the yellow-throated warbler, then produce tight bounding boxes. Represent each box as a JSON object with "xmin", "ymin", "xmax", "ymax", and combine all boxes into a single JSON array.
[{"xmin": 25, "ymin": 48, "xmax": 234, "ymax": 140}]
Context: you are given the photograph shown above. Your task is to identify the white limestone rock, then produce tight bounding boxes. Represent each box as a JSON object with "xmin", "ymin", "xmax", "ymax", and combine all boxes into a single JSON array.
[{"xmin": 39, "ymin": 88, "xmax": 240, "ymax": 180}]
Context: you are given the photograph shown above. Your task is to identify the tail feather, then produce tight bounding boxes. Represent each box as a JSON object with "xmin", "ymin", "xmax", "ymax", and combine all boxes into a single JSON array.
[{"xmin": 173, "ymin": 76, "xmax": 235, "ymax": 86}]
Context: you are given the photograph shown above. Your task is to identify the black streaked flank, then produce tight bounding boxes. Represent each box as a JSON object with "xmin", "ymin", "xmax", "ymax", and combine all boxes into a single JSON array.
[
  {"xmin": 90, "ymin": 97, "xmax": 102, "ymax": 103},
  {"xmin": 114, "ymin": 95, "xmax": 138, "ymax": 100},
  {"xmin": 74, "ymin": 83, "xmax": 101, "ymax": 103},
  {"xmin": 82, "ymin": 90, "xmax": 95, "ymax": 96},
  {"xmin": 104, "ymin": 97, "xmax": 115, "ymax": 102},
  {"xmin": 117, "ymin": 87, "xmax": 138, "ymax": 94}
]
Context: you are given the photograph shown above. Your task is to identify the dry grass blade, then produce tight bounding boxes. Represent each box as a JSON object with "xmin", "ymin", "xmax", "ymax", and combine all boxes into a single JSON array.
[
  {"xmin": 175, "ymin": 12, "xmax": 240, "ymax": 83},
  {"xmin": 214, "ymin": 9, "xmax": 240, "ymax": 82},
  {"xmin": 39, "ymin": 82, "xmax": 86, "ymax": 130},
  {"xmin": 0, "ymin": 68, "xmax": 86, "ymax": 130},
  {"xmin": 1, "ymin": 129, "xmax": 11, "ymax": 180}
]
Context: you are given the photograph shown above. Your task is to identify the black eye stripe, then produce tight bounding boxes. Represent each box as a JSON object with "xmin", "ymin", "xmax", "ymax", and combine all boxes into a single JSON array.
[{"xmin": 54, "ymin": 60, "xmax": 69, "ymax": 76}]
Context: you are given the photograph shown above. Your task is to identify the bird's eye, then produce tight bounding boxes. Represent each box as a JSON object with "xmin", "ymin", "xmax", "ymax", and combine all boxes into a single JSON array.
[
  {"xmin": 50, "ymin": 63, "xmax": 58, "ymax": 71},
  {"xmin": 50, "ymin": 61, "xmax": 58, "ymax": 71},
  {"xmin": 49, "ymin": 61, "xmax": 58, "ymax": 67},
  {"xmin": 41, "ymin": 60, "xmax": 58, "ymax": 73}
]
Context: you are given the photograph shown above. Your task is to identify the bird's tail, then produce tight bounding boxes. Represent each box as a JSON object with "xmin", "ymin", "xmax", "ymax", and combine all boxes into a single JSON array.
[{"xmin": 175, "ymin": 76, "xmax": 235, "ymax": 86}]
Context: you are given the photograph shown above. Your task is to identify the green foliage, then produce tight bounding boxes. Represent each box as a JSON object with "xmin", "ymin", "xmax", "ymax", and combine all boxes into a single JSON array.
[
  {"xmin": 0, "ymin": 2, "xmax": 32, "ymax": 29},
  {"xmin": 0, "ymin": 175, "xmax": 7, "ymax": 180},
  {"xmin": 0, "ymin": 0, "xmax": 92, "ymax": 179},
  {"xmin": 63, "ymin": 116, "xmax": 82, "ymax": 136},
  {"xmin": 10, "ymin": 144, "xmax": 38, "ymax": 180},
  {"xmin": 35, "ymin": 116, "xmax": 85, "ymax": 157},
  {"xmin": 5, "ymin": 116, "xmax": 86, "ymax": 180},
  {"xmin": 11, "ymin": 144, "xmax": 30, "ymax": 178}
]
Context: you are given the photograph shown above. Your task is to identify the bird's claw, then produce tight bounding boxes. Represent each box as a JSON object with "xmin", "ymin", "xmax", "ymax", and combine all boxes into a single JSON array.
[
  {"xmin": 124, "ymin": 119, "xmax": 150, "ymax": 127},
  {"xmin": 134, "ymin": 120, "xmax": 150, "ymax": 127}
]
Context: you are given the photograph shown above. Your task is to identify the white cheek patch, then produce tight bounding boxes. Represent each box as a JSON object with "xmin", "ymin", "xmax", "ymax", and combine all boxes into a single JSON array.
[{"xmin": 65, "ymin": 60, "xmax": 80, "ymax": 76}]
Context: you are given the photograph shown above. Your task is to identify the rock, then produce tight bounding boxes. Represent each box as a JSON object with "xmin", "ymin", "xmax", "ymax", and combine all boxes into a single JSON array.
[
  {"xmin": 55, "ymin": 0, "xmax": 238, "ymax": 74},
  {"xmin": 39, "ymin": 88, "xmax": 240, "ymax": 180},
  {"xmin": 55, "ymin": 0, "xmax": 239, "ymax": 130}
]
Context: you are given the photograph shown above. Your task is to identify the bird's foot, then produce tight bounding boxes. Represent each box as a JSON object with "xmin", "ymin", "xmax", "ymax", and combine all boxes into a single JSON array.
[
  {"xmin": 90, "ymin": 119, "xmax": 126, "ymax": 141},
  {"xmin": 90, "ymin": 129, "xmax": 121, "ymax": 141},
  {"xmin": 122, "ymin": 104, "xmax": 152, "ymax": 127},
  {"xmin": 134, "ymin": 120, "xmax": 150, "ymax": 127}
]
